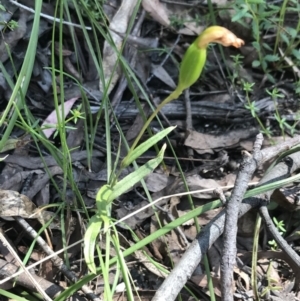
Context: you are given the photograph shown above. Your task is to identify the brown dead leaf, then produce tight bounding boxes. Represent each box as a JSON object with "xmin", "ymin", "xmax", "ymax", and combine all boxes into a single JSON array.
[
  {"xmin": 0, "ymin": 138, "xmax": 31, "ymax": 153},
  {"xmin": 257, "ymin": 259, "xmax": 282, "ymax": 288},
  {"xmin": 151, "ymin": 64, "xmax": 176, "ymax": 89},
  {"xmin": 0, "ymin": 189, "xmax": 70, "ymax": 231},
  {"xmin": 112, "ymin": 291, "xmax": 155, "ymax": 300},
  {"xmin": 222, "ymin": 173, "xmax": 237, "ymax": 187},
  {"xmin": 184, "ymin": 128, "xmax": 257, "ymax": 154},
  {"xmin": 191, "ymin": 274, "xmax": 223, "ymax": 297},
  {"xmin": 204, "ymin": 0, "xmax": 228, "ymax": 4},
  {"xmin": 183, "ymin": 208, "xmax": 222, "ymax": 240},
  {"xmin": 239, "ymin": 140, "xmax": 254, "ymax": 151},
  {"xmin": 0, "ymin": 190, "xmax": 36, "ymax": 219},
  {"xmin": 54, "ymin": 42, "xmax": 73, "ymax": 56},
  {"xmin": 186, "ymin": 175, "xmax": 221, "ymax": 199},
  {"xmin": 233, "ymin": 266, "xmax": 250, "ymax": 291},
  {"xmin": 142, "ymin": 0, "xmax": 170, "ymax": 27},
  {"xmin": 178, "ymin": 23, "xmax": 205, "ymax": 35},
  {"xmin": 150, "ymin": 210, "xmax": 186, "ymax": 265},
  {"xmin": 145, "ymin": 172, "xmax": 171, "ymax": 192},
  {"xmin": 124, "ymin": 103, "xmax": 150, "ymax": 143}
]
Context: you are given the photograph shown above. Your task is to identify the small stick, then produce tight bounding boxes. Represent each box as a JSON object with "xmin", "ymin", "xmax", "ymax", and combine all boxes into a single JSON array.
[
  {"xmin": 14, "ymin": 217, "xmax": 102, "ymax": 301},
  {"xmin": 0, "ymin": 229, "xmax": 52, "ymax": 301}
]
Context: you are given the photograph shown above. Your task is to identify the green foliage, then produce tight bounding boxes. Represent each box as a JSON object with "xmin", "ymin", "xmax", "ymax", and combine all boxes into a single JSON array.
[
  {"xmin": 260, "ymin": 260, "xmax": 282, "ymax": 297},
  {"xmin": 76, "ymin": 0, "xmax": 106, "ymax": 20},
  {"xmin": 266, "ymin": 88, "xmax": 289, "ymax": 137},
  {"xmin": 169, "ymin": 15, "xmax": 185, "ymax": 28},
  {"xmin": 243, "ymin": 81, "xmax": 273, "ymax": 138},
  {"xmin": 49, "ymin": 104, "xmax": 85, "ymax": 139},
  {"xmin": 121, "ymin": 126, "xmax": 175, "ymax": 168},
  {"xmin": 0, "ymin": 3, "xmax": 18, "ymax": 31},
  {"xmin": 295, "ymin": 80, "xmax": 300, "ymax": 95},
  {"xmin": 69, "ymin": 104, "xmax": 85, "ymax": 124},
  {"xmin": 108, "ymin": 144, "xmax": 167, "ymax": 203},
  {"xmin": 268, "ymin": 217, "xmax": 286, "ymax": 250},
  {"xmin": 243, "ymin": 82, "xmax": 299, "ymax": 139},
  {"xmin": 0, "ymin": 2, "xmax": 42, "ymax": 152},
  {"xmin": 229, "ymin": 54, "xmax": 244, "ymax": 84},
  {"xmin": 84, "ymin": 214, "xmax": 104, "ymax": 274},
  {"xmin": 169, "ymin": 13, "xmax": 202, "ymax": 29},
  {"xmin": 230, "ymin": 0, "xmax": 300, "ymax": 82},
  {"xmin": 0, "ymin": 289, "xmax": 29, "ymax": 301}
]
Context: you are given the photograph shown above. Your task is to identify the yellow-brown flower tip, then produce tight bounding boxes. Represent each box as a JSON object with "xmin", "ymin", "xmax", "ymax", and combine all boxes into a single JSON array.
[{"xmin": 197, "ymin": 26, "xmax": 245, "ymax": 49}]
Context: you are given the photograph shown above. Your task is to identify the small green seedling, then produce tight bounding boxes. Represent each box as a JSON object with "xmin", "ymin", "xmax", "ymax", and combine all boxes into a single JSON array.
[
  {"xmin": 243, "ymin": 81, "xmax": 273, "ymax": 138},
  {"xmin": 268, "ymin": 217, "xmax": 286, "ymax": 250}
]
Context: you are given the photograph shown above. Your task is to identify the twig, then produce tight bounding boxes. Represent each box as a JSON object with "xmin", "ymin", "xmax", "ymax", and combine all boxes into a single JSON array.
[
  {"xmin": 111, "ymin": 97, "xmax": 273, "ymax": 121},
  {"xmin": 184, "ymin": 88, "xmax": 195, "ymax": 165},
  {"xmin": 3, "ymin": 150, "xmax": 104, "ymax": 169},
  {"xmin": 184, "ymin": 89, "xmax": 193, "ymax": 130},
  {"xmin": 0, "ymin": 230, "xmax": 52, "ymax": 301},
  {"xmin": 152, "ymin": 200, "xmax": 261, "ymax": 301},
  {"xmin": 14, "ymin": 217, "xmax": 102, "ymax": 301},
  {"xmin": 0, "ymin": 238, "xmax": 84, "ymax": 285},
  {"xmin": 214, "ymin": 187, "xmax": 227, "ymax": 205},
  {"xmin": 221, "ymin": 134, "xmax": 263, "ymax": 301}
]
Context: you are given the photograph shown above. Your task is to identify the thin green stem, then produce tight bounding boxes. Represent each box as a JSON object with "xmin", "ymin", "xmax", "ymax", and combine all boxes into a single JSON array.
[
  {"xmin": 273, "ymin": 0, "xmax": 288, "ymax": 55},
  {"xmin": 130, "ymin": 88, "xmax": 183, "ymax": 151}
]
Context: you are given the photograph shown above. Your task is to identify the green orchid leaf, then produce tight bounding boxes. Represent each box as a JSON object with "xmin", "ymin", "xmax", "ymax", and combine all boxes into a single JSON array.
[
  {"xmin": 84, "ymin": 215, "xmax": 103, "ymax": 274},
  {"xmin": 122, "ymin": 126, "xmax": 175, "ymax": 168},
  {"xmin": 96, "ymin": 184, "xmax": 112, "ymax": 214},
  {"xmin": 108, "ymin": 144, "xmax": 166, "ymax": 203}
]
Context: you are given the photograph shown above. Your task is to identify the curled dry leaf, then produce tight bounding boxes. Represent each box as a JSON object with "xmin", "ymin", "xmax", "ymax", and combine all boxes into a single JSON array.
[{"xmin": 0, "ymin": 189, "xmax": 75, "ymax": 230}]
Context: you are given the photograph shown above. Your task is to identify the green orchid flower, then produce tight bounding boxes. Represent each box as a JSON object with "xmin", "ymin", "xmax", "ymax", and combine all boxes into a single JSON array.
[{"xmin": 130, "ymin": 26, "xmax": 245, "ymax": 151}]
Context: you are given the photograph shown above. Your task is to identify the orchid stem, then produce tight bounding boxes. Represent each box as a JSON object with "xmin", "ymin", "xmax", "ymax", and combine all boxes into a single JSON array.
[{"xmin": 130, "ymin": 88, "xmax": 183, "ymax": 152}]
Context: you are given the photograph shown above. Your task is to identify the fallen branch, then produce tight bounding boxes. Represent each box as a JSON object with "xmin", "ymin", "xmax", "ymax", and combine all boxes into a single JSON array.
[{"xmin": 221, "ymin": 134, "xmax": 263, "ymax": 301}]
